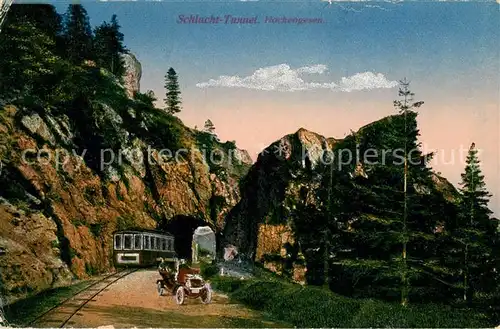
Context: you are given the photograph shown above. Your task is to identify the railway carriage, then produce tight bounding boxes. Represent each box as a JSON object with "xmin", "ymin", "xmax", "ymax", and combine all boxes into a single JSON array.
[{"xmin": 113, "ymin": 229, "xmax": 176, "ymax": 267}]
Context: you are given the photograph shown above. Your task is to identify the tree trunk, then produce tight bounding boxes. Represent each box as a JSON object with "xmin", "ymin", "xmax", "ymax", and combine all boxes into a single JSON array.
[{"xmin": 324, "ymin": 229, "xmax": 330, "ymax": 288}]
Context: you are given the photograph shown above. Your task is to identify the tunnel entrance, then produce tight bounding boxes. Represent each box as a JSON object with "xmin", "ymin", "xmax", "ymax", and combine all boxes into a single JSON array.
[{"xmin": 160, "ymin": 215, "xmax": 211, "ymax": 261}]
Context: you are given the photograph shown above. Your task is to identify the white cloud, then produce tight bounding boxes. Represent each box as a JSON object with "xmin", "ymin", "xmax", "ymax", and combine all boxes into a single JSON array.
[
  {"xmin": 296, "ymin": 64, "xmax": 329, "ymax": 74},
  {"xmin": 196, "ymin": 64, "xmax": 398, "ymax": 92},
  {"xmin": 338, "ymin": 72, "xmax": 399, "ymax": 91}
]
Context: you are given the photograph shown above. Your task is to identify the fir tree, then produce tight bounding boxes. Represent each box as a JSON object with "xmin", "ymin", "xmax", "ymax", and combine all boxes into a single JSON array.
[
  {"xmin": 3, "ymin": 4, "xmax": 61, "ymax": 39},
  {"xmin": 324, "ymin": 81, "xmax": 449, "ymax": 304},
  {"xmin": 93, "ymin": 14, "xmax": 126, "ymax": 78},
  {"xmin": 0, "ymin": 19, "xmax": 62, "ymax": 104},
  {"xmin": 452, "ymin": 143, "xmax": 499, "ymax": 302},
  {"xmin": 204, "ymin": 119, "xmax": 215, "ymax": 134},
  {"xmin": 62, "ymin": 4, "xmax": 93, "ymax": 64},
  {"xmin": 164, "ymin": 67, "xmax": 181, "ymax": 115}
]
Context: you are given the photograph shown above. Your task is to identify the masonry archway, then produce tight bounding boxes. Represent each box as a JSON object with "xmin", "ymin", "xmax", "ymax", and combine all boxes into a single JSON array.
[{"xmin": 160, "ymin": 215, "xmax": 212, "ymax": 261}]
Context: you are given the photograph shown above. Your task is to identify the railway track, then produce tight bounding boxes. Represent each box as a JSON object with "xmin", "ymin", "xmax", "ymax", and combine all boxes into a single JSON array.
[{"xmin": 27, "ymin": 268, "xmax": 138, "ymax": 328}]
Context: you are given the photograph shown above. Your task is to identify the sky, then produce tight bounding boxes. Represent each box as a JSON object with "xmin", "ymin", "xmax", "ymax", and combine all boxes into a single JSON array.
[{"xmin": 46, "ymin": 0, "xmax": 499, "ymax": 216}]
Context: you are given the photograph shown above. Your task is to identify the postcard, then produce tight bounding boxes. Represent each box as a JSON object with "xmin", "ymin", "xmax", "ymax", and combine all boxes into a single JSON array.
[{"xmin": 0, "ymin": 0, "xmax": 498, "ymax": 327}]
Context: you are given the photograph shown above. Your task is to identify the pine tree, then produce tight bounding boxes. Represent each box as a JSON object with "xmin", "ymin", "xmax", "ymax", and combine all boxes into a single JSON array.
[
  {"xmin": 3, "ymin": 4, "xmax": 61, "ymax": 39},
  {"xmin": 93, "ymin": 14, "xmax": 126, "ymax": 78},
  {"xmin": 452, "ymin": 143, "xmax": 499, "ymax": 303},
  {"xmin": 0, "ymin": 19, "xmax": 61, "ymax": 104},
  {"xmin": 394, "ymin": 78, "xmax": 424, "ymax": 306},
  {"xmin": 324, "ymin": 81, "xmax": 451, "ymax": 304},
  {"xmin": 62, "ymin": 4, "xmax": 93, "ymax": 64},
  {"xmin": 204, "ymin": 119, "xmax": 215, "ymax": 135},
  {"xmin": 164, "ymin": 67, "xmax": 182, "ymax": 115}
]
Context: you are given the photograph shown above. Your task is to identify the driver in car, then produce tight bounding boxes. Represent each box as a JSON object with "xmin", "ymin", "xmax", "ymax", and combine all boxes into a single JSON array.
[
  {"xmin": 158, "ymin": 257, "xmax": 176, "ymax": 286},
  {"xmin": 176, "ymin": 259, "xmax": 200, "ymax": 284}
]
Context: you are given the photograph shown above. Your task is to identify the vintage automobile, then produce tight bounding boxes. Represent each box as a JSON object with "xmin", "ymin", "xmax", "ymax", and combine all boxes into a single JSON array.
[{"xmin": 157, "ymin": 259, "xmax": 212, "ymax": 305}]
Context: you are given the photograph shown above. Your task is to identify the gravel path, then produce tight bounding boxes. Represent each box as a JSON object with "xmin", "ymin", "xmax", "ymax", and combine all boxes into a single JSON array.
[{"xmin": 56, "ymin": 269, "xmax": 288, "ymax": 328}]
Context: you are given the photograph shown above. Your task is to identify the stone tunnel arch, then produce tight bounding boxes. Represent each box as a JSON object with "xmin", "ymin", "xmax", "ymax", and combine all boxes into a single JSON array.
[{"xmin": 160, "ymin": 215, "xmax": 213, "ymax": 261}]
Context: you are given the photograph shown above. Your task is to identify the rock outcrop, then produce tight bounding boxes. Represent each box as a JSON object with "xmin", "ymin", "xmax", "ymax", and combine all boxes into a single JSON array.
[
  {"xmin": 222, "ymin": 128, "xmax": 337, "ymax": 257},
  {"xmin": 222, "ymin": 119, "xmax": 460, "ymax": 282},
  {"xmin": 0, "ymin": 55, "xmax": 251, "ymax": 304},
  {"xmin": 121, "ymin": 53, "xmax": 142, "ymax": 98}
]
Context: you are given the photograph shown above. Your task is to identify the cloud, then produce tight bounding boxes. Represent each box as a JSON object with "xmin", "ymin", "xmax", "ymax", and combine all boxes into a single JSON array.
[
  {"xmin": 296, "ymin": 64, "xmax": 328, "ymax": 74},
  {"xmin": 196, "ymin": 64, "xmax": 398, "ymax": 92},
  {"xmin": 339, "ymin": 72, "xmax": 399, "ymax": 91}
]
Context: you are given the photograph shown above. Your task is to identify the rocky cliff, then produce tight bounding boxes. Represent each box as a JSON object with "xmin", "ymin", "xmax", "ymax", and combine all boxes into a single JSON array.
[
  {"xmin": 0, "ymin": 54, "xmax": 252, "ymax": 304},
  {"xmin": 222, "ymin": 128, "xmax": 337, "ymax": 258},
  {"xmin": 121, "ymin": 53, "xmax": 142, "ymax": 98},
  {"xmin": 222, "ymin": 118, "xmax": 460, "ymax": 278}
]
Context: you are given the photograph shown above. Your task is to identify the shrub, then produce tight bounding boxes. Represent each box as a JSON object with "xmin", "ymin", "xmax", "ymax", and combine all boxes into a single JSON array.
[
  {"xmin": 211, "ymin": 276, "xmax": 491, "ymax": 328},
  {"xmin": 89, "ymin": 222, "xmax": 103, "ymax": 237},
  {"xmin": 116, "ymin": 214, "xmax": 135, "ymax": 231},
  {"xmin": 200, "ymin": 262, "xmax": 219, "ymax": 280},
  {"xmin": 211, "ymin": 276, "xmax": 249, "ymax": 293}
]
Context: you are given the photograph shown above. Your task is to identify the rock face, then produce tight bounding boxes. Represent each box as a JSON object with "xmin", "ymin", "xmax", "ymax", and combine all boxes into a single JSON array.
[
  {"xmin": 121, "ymin": 53, "xmax": 142, "ymax": 98},
  {"xmin": 222, "ymin": 128, "xmax": 336, "ymax": 258},
  {"xmin": 0, "ymin": 197, "xmax": 74, "ymax": 301},
  {"xmin": 0, "ymin": 59, "xmax": 251, "ymax": 304},
  {"xmin": 222, "ymin": 122, "xmax": 460, "ymax": 282}
]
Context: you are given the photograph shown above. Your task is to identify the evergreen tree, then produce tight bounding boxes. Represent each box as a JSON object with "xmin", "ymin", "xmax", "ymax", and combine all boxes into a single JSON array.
[
  {"xmin": 93, "ymin": 14, "xmax": 126, "ymax": 78},
  {"xmin": 62, "ymin": 4, "xmax": 93, "ymax": 64},
  {"xmin": 451, "ymin": 143, "xmax": 499, "ymax": 302},
  {"xmin": 3, "ymin": 4, "xmax": 61, "ymax": 39},
  {"xmin": 164, "ymin": 68, "xmax": 182, "ymax": 115},
  {"xmin": 322, "ymin": 81, "xmax": 451, "ymax": 304},
  {"xmin": 204, "ymin": 119, "xmax": 215, "ymax": 134},
  {"xmin": 0, "ymin": 19, "xmax": 62, "ymax": 104}
]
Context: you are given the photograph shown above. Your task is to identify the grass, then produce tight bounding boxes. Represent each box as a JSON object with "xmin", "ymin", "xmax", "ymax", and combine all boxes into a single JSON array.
[
  {"xmin": 211, "ymin": 276, "xmax": 492, "ymax": 328},
  {"xmin": 3, "ymin": 280, "xmax": 95, "ymax": 326}
]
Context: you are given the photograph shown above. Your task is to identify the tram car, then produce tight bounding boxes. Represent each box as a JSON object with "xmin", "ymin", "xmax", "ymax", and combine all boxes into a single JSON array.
[{"xmin": 113, "ymin": 229, "xmax": 176, "ymax": 267}]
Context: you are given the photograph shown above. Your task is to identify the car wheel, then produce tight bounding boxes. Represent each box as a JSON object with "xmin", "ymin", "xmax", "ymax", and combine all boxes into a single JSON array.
[
  {"xmin": 175, "ymin": 286, "xmax": 185, "ymax": 305},
  {"xmin": 200, "ymin": 286, "xmax": 212, "ymax": 304},
  {"xmin": 157, "ymin": 281, "xmax": 165, "ymax": 296}
]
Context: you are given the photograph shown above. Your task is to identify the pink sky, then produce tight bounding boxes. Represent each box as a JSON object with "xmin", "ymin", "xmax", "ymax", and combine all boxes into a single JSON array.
[{"xmin": 165, "ymin": 86, "xmax": 500, "ymax": 218}]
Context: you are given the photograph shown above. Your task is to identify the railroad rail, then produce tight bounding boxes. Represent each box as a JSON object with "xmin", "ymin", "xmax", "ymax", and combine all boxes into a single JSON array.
[{"xmin": 27, "ymin": 268, "xmax": 138, "ymax": 328}]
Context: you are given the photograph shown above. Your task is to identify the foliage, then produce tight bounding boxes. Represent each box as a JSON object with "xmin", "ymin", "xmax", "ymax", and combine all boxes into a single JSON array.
[
  {"xmin": 4, "ymin": 281, "xmax": 92, "ymax": 326},
  {"xmin": 93, "ymin": 14, "xmax": 127, "ymax": 79},
  {"xmin": 289, "ymin": 82, "xmax": 472, "ymax": 305},
  {"xmin": 164, "ymin": 67, "xmax": 181, "ymax": 115},
  {"xmin": 136, "ymin": 106, "xmax": 185, "ymax": 152},
  {"xmin": 3, "ymin": 4, "xmax": 62, "ymax": 40},
  {"xmin": 212, "ymin": 276, "xmax": 490, "ymax": 328},
  {"xmin": 85, "ymin": 263, "xmax": 98, "ymax": 276},
  {"xmin": 61, "ymin": 4, "xmax": 93, "ymax": 64},
  {"xmin": 200, "ymin": 261, "xmax": 219, "ymax": 280},
  {"xmin": 134, "ymin": 90, "xmax": 156, "ymax": 107},
  {"xmin": 89, "ymin": 223, "xmax": 104, "ymax": 237},
  {"xmin": 204, "ymin": 119, "xmax": 216, "ymax": 135},
  {"xmin": 116, "ymin": 214, "xmax": 136, "ymax": 231},
  {"xmin": 198, "ymin": 248, "xmax": 213, "ymax": 257},
  {"xmin": 444, "ymin": 143, "xmax": 499, "ymax": 302},
  {"xmin": 0, "ymin": 20, "xmax": 62, "ymax": 105}
]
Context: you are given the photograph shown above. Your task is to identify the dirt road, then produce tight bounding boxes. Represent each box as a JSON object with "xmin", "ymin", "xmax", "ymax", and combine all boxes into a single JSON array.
[{"xmin": 36, "ymin": 269, "xmax": 289, "ymax": 328}]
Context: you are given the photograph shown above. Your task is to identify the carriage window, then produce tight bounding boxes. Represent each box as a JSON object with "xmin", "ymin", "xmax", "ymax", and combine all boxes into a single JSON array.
[
  {"xmin": 124, "ymin": 235, "xmax": 132, "ymax": 249},
  {"xmin": 114, "ymin": 235, "xmax": 122, "ymax": 250},
  {"xmin": 167, "ymin": 239, "xmax": 172, "ymax": 251},
  {"xmin": 156, "ymin": 237, "xmax": 161, "ymax": 251},
  {"xmin": 144, "ymin": 236, "xmax": 150, "ymax": 250},
  {"xmin": 134, "ymin": 235, "xmax": 142, "ymax": 250},
  {"xmin": 151, "ymin": 236, "xmax": 156, "ymax": 250},
  {"xmin": 161, "ymin": 238, "xmax": 167, "ymax": 251}
]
